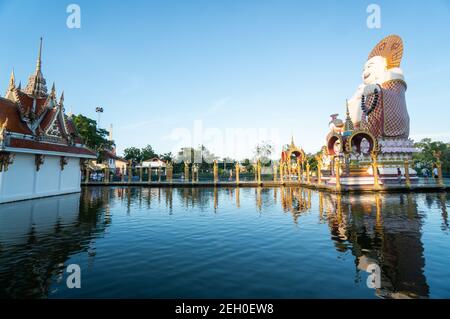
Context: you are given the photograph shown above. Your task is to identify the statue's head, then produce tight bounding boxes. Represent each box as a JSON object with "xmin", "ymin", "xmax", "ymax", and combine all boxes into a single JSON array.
[{"xmin": 362, "ymin": 56, "xmax": 387, "ymax": 85}]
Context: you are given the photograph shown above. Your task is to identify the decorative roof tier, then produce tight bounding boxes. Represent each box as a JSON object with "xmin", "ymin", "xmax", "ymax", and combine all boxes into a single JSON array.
[
  {"xmin": 0, "ymin": 39, "xmax": 95, "ymax": 158},
  {"xmin": 24, "ymin": 38, "xmax": 48, "ymax": 98}
]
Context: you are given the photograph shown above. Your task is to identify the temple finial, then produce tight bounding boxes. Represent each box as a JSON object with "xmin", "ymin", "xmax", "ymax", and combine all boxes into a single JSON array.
[
  {"xmin": 344, "ymin": 99, "xmax": 354, "ymax": 132},
  {"xmin": 51, "ymin": 82, "xmax": 56, "ymax": 97},
  {"xmin": 5, "ymin": 69, "xmax": 16, "ymax": 97},
  {"xmin": 59, "ymin": 91, "xmax": 65, "ymax": 106},
  {"xmin": 36, "ymin": 37, "xmax": 43, "ymax": 73},
  {"xmin": 9, "ymin": 69, "xmax": 15, "ymax": 86},
  {"xmin": 24, "ymin": 37, "xmax": 47, "ymax": 97}
]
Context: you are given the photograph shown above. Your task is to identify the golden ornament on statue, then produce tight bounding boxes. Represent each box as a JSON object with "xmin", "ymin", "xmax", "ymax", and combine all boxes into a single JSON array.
[{"xmin": 367, "ymin": 34, "xmax": 403, "ymax": 69}]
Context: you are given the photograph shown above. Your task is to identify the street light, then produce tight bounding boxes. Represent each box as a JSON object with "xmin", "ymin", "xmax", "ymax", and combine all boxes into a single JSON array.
[{"xmin": 95, "ymin": 107, "xmax": 104, "ymax": 129}]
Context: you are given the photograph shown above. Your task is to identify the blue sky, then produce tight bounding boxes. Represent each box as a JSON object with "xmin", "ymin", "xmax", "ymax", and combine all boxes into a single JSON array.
[{"xmin": 1, "ymin": 0, "xmax": 450, "ymax": 159}]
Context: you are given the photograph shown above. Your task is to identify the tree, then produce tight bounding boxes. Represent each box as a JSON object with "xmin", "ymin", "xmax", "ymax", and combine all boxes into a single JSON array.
[
  {"xmin": 413, "ymin": 138, "xmax": 450, "ymax": 175},
  {"xmin": 159, "ymin": 152, "xmax": 173, "ymax": 162},
  {"xmin": 242, "ymin": 158, "xmax": 254, "ymax": 173},
  {"xmin": 254, "ymin": 141, "xmax": 274, "ymax": 165},
  {"xmin": 72, "ymin": 114, "xmax": 114, "ymax": 151},
  {"xmin": 141, "ymin": 145, "xmax": 157, "ymax": 161},
  {"xmin": 124, "ymin": 147, "xmax": 142, "ymax": 164}
]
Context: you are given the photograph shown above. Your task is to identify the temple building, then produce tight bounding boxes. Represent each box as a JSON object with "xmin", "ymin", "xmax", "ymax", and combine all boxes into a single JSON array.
[
  {"xmin": 320, "ymin": 35, "xmax": 418, "ymax": 187},
  {"xmin": 0, "ymin": 38, "xmax": 96, "ymax": 203}
]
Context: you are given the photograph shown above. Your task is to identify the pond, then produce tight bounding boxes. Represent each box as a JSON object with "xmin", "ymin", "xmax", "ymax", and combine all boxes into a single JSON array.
[{"xmin": 0, "ymin": 187, "xmax": 449, "ymax": 298}]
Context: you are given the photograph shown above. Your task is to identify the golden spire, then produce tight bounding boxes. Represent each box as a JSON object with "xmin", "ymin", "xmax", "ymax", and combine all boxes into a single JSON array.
[
  {"xmin": 5, "ymin": 69, "xmax": 16, "ymax": 98},
  {"xmin": 344, "ymin": 99, "xmax": 354, "ymax": 132},
  {"xmin": 24, "ymin": 37, "xmax": 48, "ymax": 97},
  {"xmin": 36, "ymin": 37, "xmax": 43, "ymax": 74},
  {"xmin": 9, "ymin": 69, "xmax": 15, "ymax": 87}
]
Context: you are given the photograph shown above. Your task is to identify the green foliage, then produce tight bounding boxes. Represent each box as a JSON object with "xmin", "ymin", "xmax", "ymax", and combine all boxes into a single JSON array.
[
  {"xmin": 242, "ymin": 158, "xmax": 254, "ymax": 173},
  {"xmin": 413, "ymin": 138, "xmax": 450, "ymax": 176},
  {"xmin": 141, "ymin": 145, "xmax": 157, "ymax": 161},
  {"xmin": 123, "ymin": 147, "xmax": 142, "ymax": 163},
  {"xmin": 72, "ymin": 114, "xmax": 114, "ymax": 151},
  {"xmin": 159, "ymin": 152, "xmax": 173, "ymax": 162},
  {"xmin": 307, "ymin": 154, "xmax": 318, "ymax": 171}
]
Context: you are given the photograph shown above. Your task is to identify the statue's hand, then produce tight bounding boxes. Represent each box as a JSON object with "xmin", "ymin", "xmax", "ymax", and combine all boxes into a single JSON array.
[{"xmin": 363, "ymin": 84, "xmax": 380, "ymax": 96}]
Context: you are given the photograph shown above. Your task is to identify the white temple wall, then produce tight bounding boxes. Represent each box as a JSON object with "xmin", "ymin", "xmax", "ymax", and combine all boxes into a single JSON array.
[{"xmin": 0, "ymin": 153, "xmax": 83, "ymax": 204}]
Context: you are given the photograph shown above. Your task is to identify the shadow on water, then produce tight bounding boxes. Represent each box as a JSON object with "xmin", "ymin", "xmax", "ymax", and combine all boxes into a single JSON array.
[{"xmin": 0, "ymin": 186, "xmax": 449, "ymax": 298}]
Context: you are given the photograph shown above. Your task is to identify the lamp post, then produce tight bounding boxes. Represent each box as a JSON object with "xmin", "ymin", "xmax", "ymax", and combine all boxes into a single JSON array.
[{"xmin": 95, "ymin": 107, "xmax": 104, "ymax": 129}]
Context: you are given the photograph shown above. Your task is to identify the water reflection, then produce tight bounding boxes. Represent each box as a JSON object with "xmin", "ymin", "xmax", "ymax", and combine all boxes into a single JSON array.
[
  {"xmin": 0, "ymin": 186, "xmax": 449, "ymax": 298},
  {"xmin": 0, "ymin": 192, "xmax": 110, "ymax": 298},
  {"xmin": 320, "ymin": 192, "xmax": 429, "ymax": 298}
]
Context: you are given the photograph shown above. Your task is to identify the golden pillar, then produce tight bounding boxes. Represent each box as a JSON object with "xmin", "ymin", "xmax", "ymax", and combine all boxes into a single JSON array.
[
  {"xmin": 297, "ymin": 158, "xmax": 301, "ymax": 183},
  {"xmin": 128, "ymin": 163, "xmax": 132, "ymax": 184},
  {"xmin": 104, "ymin": 167, "xmax": 110, "ymax": 184},
  {"xmin": 370, "ymin": 151, "xmax": 380, "ymax": 189},
  {"xmin": 184, "ymin": 161, "xmax": 190, "ymax": 182},
  {"xmin": 306, "ymin": 161, "xmax": 310, "ymax": 184},
  {"xmin": 235, "ymin": 162, "xmax": 240, "ymax": 184},
  {"xmin": 213, "ymin": 160, "xmax": 218, "ymax": 183},
  {"xmin": 257, "ymin": 160, "xmax": 261, "ymax": 184},
  {"xmin": 316, "ymin": 156, "xmax": 322, "ymax": 185},
  {"xmin": 279, "ymin": 162, "xmax": 284, "ymax": 183},
  {"xmin": 121, "ymin": 167, "xmax": 125, "ymax": 183},
  {"xmin": 404, "ymin": 160, "xmax": 411, "ymax": 188},
  {"xmin": 168, "ymin": 163, "xmax": 173, "ymax": 182},
  {"xmin": 334, "ymin": 157, "xmax": 341, "ymax": 192},
  {"xmin": 191, "ymin": 164, "xmax": 195, "ymax": 183},
  {"xmin": 273, "ymin": 163, "xmax": 278, "ymax": 182}
]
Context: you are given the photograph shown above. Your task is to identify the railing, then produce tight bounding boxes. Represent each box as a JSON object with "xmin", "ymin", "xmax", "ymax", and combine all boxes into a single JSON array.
[{"xmin": 81, "ymin": 163, "xmax": 449, "ymax": 192}]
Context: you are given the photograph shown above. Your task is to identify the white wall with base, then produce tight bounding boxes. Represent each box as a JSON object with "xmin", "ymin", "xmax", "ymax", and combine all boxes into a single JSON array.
[{"xmin": 0, "ymin": 153, "xmax": 83, "ymax": 204}]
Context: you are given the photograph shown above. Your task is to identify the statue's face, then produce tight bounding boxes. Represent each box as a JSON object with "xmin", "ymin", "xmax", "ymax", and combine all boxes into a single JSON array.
[{"xmin": 362, "ymin": 56, "xmax": 387, "ymax": 84}]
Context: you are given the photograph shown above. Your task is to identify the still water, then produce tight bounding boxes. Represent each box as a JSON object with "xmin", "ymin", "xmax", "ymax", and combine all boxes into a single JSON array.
[{"xmin": 0, "ymin": 187, "xmax": 449, "ymax": 299}]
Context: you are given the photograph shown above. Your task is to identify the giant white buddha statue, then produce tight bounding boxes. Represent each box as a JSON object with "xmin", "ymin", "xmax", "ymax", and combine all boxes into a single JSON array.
[{"xmin": 347, "ymin": 35, "xmax": 410, "ymax": 139}]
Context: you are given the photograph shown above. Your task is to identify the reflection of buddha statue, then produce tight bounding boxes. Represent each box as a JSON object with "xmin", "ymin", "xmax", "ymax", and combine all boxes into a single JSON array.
[
  {"xmin": 347, "ymin": 35, "xmax": 409, "ymax": 139},
  {"xmin": 323, "ymin": 193, "xmax": 429, "ymax": 298}
]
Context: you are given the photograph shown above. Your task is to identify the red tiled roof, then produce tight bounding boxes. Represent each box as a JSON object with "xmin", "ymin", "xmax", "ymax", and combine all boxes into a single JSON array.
[
  {"xmin": 0, "ymin": 98, "xmax": 33, "ymax": 135},
  {"xmin": 8, "ymin": 138, "xmax": 96, "ymax": 157},
  {"xmin": 39, "ymin": 108, "xmax": 56, "ymax": 131},
  {"xmin": 102, "ymin": 149, "xmax": 127, "ymax": 162}
]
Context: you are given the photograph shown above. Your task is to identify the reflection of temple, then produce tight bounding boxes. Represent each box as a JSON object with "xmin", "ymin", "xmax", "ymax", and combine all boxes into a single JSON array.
[
  {"xmin": 279, "ymin": 187, "xmax": 311, "ymax": 223},
  {"xmin": 0, "ymin": 191, "xmax": 110, "ymax": 298},
  {"xmin": 319, "ymin": 192, "xmax": 429, "ymax": 298}
]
